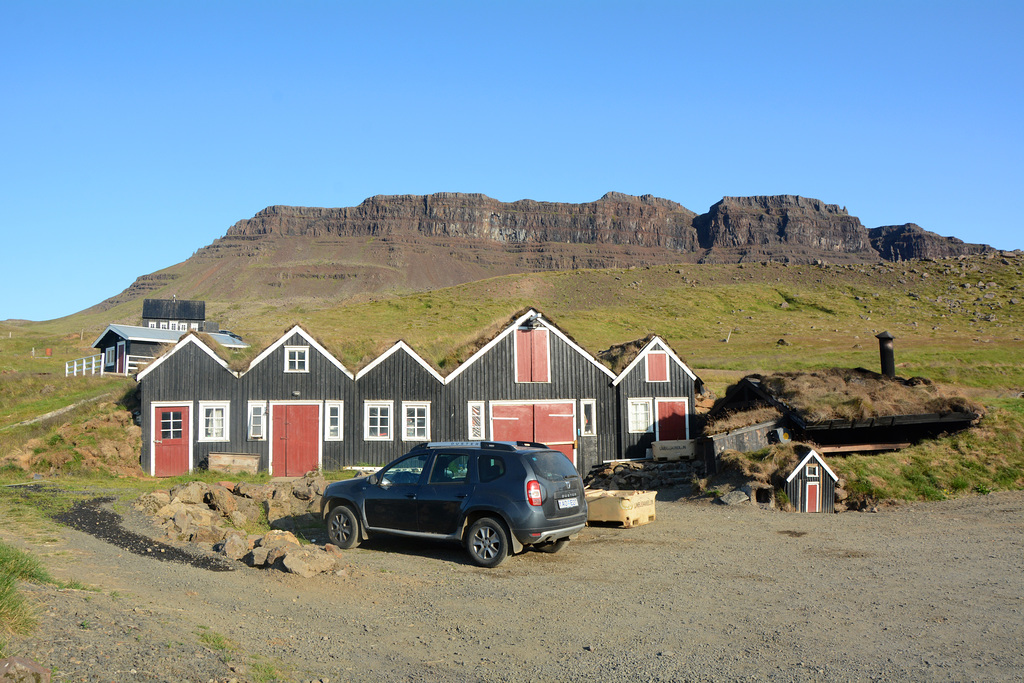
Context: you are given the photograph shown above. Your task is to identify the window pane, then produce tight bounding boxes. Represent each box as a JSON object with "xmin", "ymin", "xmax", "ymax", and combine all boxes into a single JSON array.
[
  {"xmin": 582, "ymin": 402, "xmax": 595, "ymax": 436},
  {"xmin": 468, "ymin": 403, "xmax": 484, "ymax": 440},
  {"xmin": 161, "ymin": 411, "xmax": 182, "ymax": 439}
]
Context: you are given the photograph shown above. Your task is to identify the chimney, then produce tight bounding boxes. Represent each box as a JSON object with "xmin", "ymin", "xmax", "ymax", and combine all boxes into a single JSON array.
[{"xmin": 876, "ymin": 331, "xmax": 895, "ymax": 378}]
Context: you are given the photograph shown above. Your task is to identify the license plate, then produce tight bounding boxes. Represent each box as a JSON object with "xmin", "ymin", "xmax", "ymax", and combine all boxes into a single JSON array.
[{"xmin": 557, "ymin": 497, "xmax": 579, "ymax": 509}]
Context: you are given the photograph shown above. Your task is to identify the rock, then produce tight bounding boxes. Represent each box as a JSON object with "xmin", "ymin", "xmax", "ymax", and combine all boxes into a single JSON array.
[
  {"xmin": 717, "ymin": 490, "xmax": 750, "ymax": 505},
  {"xmin": 189, "ymin": 525, "xmax": 226, "ymax": 544},
  {"xmin": 869, "ymin": 223, "xmax": 994, "ymax": 261},
  {"xmin": 219, "ymin": 532, "xmax": 251, "ymax": 560},
  {"xmin": 235, "ymin": 482, "xmax": 275, "ymax": 502},
  {"xmin": 134, "ymin": 490, "xmax": 171, "ymax": 514},
  {"xmin": 0, "ymin": 656, "xmax": 50, "ymax": 682},
  {"xmin": 169, "ymin": 481, "xmax": 211, "ymax": 505},
  {"xmin": 205, "ymin": 488, "xmax": 238, "ymax": 516},
  {"xmin": 259, "ymin": 530, "xmax": 301, "ymax": 549},
  {"xmin": 282, "ymin": 547, "xmax": 337, "ymax": 578}
]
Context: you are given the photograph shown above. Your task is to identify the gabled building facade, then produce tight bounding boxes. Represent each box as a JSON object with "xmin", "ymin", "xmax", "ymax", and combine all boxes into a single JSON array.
[{"xmin": 134, "ymin": 310, "xmax": 702, "ymax": 477}]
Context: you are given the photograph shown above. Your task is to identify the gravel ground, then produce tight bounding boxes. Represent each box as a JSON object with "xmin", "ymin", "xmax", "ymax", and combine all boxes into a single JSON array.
[{"xmin": 3, "ymin": 487, "xmax": 1023, "ymax": 682}]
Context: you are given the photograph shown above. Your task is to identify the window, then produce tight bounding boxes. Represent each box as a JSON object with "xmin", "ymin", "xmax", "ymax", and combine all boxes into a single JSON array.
[
  {"xmin": 515, "ymin": 327, "xmax": 550, "ymax": 383},
  {"xmin": 403, "ymin": 402, "xmax": 430, "ymax": 441},
  {"xmin": 628, "ymin": 398, "xmax": 653, "ymax": 434},
  {"xmin": 478, "ymin": 455, "xmax": 507, "ymax": 483},
  {"xmin": 580, "ymin": 400, "xmax": 596, "ymax": 436},
  {"xmin": 199, "ymin": 401, "xmax": 230, "ymax": 442},
  {"xmin": 247, "ymin": 402, "xmax": 266, "ymax": 440},
  {"xmin": 148, "ymin": 321, "xmax": 157, "ymax": 329},
  {"xmin": 104, "ymin": 346, "xmax": 116, "ymax": 366},
  {"xmin": 190, "ymin": 323, "xmax": 199, "ymax": 330},
  {"xmin": 429, "ymin": 453, "xmax": 469, "ymax": 484},
  {"xmin": 364, "ymin": 401, "xmax": 393, "ymax": 440},
  {"xmin": 325, "ymin": 401, "xmax": 344, "ymax": 441},
  {"xmin": 379, "ymin": 452, "xmax": 429, "ymax": 486},
  {"xmin": 284, "ymin": 346, "xmax": 309, "ymax": 373},
  {"xmin": 806, "ymin": 464, "xmax": 819, "ymax": 478},
  {"xmin": 468, "ymin": 402, "xmax": 485, "ymax": 440},
  {"xmin": 169, "ymin": 322, "xmax": 178, "ymax": 331},
  {"xmin": 159, "ymin": 321, "xmax": 168, "ymax": 329},
  {"xmin": 646, "ymin": 351, "xmax": 669, "ymax": 382},
  {"xmin": 161, "ymin": 410, "xmax": 183, "ymax": 439}
]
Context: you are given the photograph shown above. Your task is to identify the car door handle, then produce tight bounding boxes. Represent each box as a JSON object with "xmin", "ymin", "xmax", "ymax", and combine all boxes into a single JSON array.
[{"xmin": 405, "ymin": 493, "xmax": 417, "ymax": 499}]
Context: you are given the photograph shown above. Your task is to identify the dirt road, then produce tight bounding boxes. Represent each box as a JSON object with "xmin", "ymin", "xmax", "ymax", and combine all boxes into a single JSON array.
[{"xmin": 4, "ymin": 488, "xmax": 1023, "ymax": 682}]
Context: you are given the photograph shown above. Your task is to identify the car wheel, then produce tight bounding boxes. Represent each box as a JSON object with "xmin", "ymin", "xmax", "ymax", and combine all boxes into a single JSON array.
[
  {"xmin": 465, "ymin": 517, "xmax": 509, "ymax": 568},
  {"xmin": 326, "ymin": 504, "xmax": 360, "ymax": 549},
  {"xmin": 536, "ymin": 539, "xmax": 568, "ymax": 554}
]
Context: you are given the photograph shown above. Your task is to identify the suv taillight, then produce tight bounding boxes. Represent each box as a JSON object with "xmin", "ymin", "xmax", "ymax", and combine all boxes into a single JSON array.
[{"xmin": 526, "ymin": 480, "xmax": 543, "ymax": 506}]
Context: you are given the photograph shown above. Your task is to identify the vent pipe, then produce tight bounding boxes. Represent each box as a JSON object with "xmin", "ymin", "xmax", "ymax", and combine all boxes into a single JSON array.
[{"xmin": 876, "ymin": 331, "xmax": 895, "ymax": 378}]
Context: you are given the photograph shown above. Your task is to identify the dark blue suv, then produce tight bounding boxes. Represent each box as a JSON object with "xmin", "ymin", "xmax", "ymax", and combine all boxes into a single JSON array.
[{"xmin": 320, "ymin": 441, "xmax": 588, "ymax": 567}]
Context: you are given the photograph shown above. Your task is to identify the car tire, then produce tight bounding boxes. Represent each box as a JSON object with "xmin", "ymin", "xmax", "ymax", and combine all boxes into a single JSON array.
[
  {"xmin": 465, "ymin": 517, "xmax": 509, "ymax": 568},
  {"xmin": 326, "ymin": 504, "xmax": 360, "ymax": 549},
  {"xmin": 536, "ymin": 539, "xmax": 568, "ymax": 554}
]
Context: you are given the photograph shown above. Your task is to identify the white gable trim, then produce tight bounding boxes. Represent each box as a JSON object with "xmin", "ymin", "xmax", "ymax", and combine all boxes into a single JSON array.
[
  {"xmin": 136, "ymin": 334, "xmax": 234, "ymax": 381},
  {"xmin": 612, "ymin": 336, "xmax": 698, "ymax": 387},
  {"xmin": 242, "ymin": 325, "xmax": 353, "ymax": 379},
  {"xmin": 785, "ymin": 449, "xmax": 838, "ymax": 483},
  {"xmin": 443, "ymin": 310, "xmax": 615, "ymax": 384},
  {"xmin": 355, "ymin": 341, "xmax": 445, "ymax": 383}
]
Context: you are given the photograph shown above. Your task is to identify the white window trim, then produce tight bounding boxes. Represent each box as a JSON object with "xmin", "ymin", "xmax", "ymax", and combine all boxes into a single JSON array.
[
  {"xmin": 364, "ymin": 400, "xmax": 394, "ymax": 441},
  {"xmin": 159, "ymin": 321, "xmax": 168, "ymax": 329},
  {"xmin": 806, "ymin": 464, "xmax": 819, "ymax": 478},
  {"xmin": 284, "ymin": 345, "xmax": 310, "ymax": 373},
  {"xmin": 148, "ymin": 321, "xmax": 157, "ymax": 329},
  {"xmin": 627, "ymin": 398, "xmax": 654, "ymax": 434},
  {"xmin": 104, "ymin": 346, "xmax": 116, "ymax": 366},
  {"xmin": 247, "ymin": 401, "xmax": 267, "ymax": 440},
  {"xmin": 190, "ymin": 322, "xmax": 199, "ymax": 330},
  {"xmin": 467, "ymin": 401, "xmax": 486, "ymax": 440},
  {"xmin": 325, "ymin": 400, "xmax": 344, "ymax": 441},
  {"xmin": 580, "ymin": 399, "xmax": 597, "ymax": 437},
  {"xmin": 198, "ymin": 401, "xmax": 231, "ymax": 442},
  {"xmin": 402, "ymin": 401, "xmax": 431, "ymax": 442}
]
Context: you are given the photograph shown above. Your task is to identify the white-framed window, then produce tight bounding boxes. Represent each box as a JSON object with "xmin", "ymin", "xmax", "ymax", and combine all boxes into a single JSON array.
[
  {"xmin": 190, "ymin": 323, "xmax": 199, "ymax": 330},
  {"xmin": 148, "ymin": 321, "xmax": 157, "ymax": 329},
  {"xmin": 104, "ymin": 346, "xmax": 116, "ymax": 366},
  {"xmin": 580, "ymin": 400, "xmax": 597, "ymax": 437},
  {"xmin": 247, "ymin": 402, "xmax": 266, "ymax": 440},
  {"xmin": 325, "ymin": 401, "xmax": 344, "ymax": 441},
  {"xmin": 403, "ymin": 402, "xmax": 430, "ymax": 441},
  {"xmin": 199, "ymin": 401, "xmax": 230, "ymax": 442},
  {"xmin": 467, "ymin": 402, "xmax": 486, "ymax": 440},
  {"xmin": 169, "ymin": 322, "xmax": 178, "ymax": 331},
  {"xmin": 806, "ymin": 464, "xmax": 819, "ymax": 478},
  {"xmin": 160, "ymin": 321, "xmax": 168, "ymax": 329},
  {"xmin": 628, "ymin": 398, "xmax": 653, "ymax": 434},
  {"xmin": 284, "ymin": 346, "xmax": 309, "ymax": 373},
  {"xmin": 364, "ymin": 401, "xmax": 393, "ymax": 441}
]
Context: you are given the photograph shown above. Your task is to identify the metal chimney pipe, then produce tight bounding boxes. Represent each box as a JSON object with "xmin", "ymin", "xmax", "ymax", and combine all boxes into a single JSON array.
[{"xmin": 876, "ymin": 331, "xmax": 895, "ymax": 378}]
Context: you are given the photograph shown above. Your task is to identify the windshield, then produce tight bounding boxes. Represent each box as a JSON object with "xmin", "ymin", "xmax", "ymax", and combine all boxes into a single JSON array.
[{"xmin": 526, "ymin": 450, "xmax": 578, "ymax": 481}]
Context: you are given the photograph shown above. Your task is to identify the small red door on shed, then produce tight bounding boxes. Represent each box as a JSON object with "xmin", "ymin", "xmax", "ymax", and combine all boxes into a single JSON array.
[
  {"xmin": 655, "ymin": 399, "xmax": 689, "ymax": 441},
  {"xmin": 491, "ymin": 402, "xmax": 576, "ymax": 466},
  {"xmin": 154, "ymin": 406, "xmax": 190, "ymax": 477},
  {"xmin": 806, "ymin": 481, "xmax": 820, "ymax": 513},
  {"xmin": 272, "ymin": 404, "xmax": 320, "ymax": 477}
]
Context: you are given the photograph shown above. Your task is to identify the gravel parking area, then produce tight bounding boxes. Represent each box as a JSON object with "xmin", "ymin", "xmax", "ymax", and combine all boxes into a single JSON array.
[{"xmin": 4, "ymin": 488, "xmax": 1023, "ymax": 682}]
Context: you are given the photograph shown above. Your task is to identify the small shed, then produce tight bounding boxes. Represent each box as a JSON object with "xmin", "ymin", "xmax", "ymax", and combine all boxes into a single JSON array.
[{"xmin": 784, "ymin": 448, "xmax": 838, "ymax": 513}]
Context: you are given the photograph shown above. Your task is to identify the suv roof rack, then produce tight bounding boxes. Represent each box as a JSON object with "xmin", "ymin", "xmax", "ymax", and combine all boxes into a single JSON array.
[{"xmin": 415, "ymin": 440, "xmax": 549, "ymax": 452}]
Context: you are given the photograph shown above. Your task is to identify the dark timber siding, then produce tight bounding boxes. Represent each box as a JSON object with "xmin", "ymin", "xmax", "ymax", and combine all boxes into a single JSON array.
[
  {"xmin": 443, "ymin": 331, "xmax": 618, "ymax": 473},
  {"xmin": 139, "ymin": 342, "xmax": 240, "ymax": 473},
  {"xmin": 353, "ymin": 349, "xmax": 444, "ymax": 467},
  {"xmin": 237, "ymin": 332, "xmax": 355, "ymax": 472},
  {"xmin": 785, "ymin": 460, "xmax": 837, "ymax": 513},
  {"xmin": 616, "ymin": 344, "xmax": 697, "ymax": 460}
]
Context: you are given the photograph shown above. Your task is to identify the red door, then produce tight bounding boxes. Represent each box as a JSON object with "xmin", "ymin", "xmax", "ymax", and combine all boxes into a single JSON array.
[
  {"xmin": 154, "ymin": 406, "xmax": 190, "ymax": 477},
  {"xmin": 272, "ymin": 404, "xmax": 320, "ymax": 477},
  {"xmin": 806, "ymin": 481, "xmax": 820, "ymax": 513},
  {"xmin": 491, "ymin": 402, "xmax": 576, "ymax": 465},
  {"xmin": 116, "ymin": 341, "xmax": 127, "ymax": 374},
  {"xmin": 655, "ymin": 399, "xmax": 689, "ymax": 441}
]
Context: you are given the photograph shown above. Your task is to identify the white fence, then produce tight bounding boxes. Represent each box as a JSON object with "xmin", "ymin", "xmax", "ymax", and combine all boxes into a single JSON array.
[{"xmin": 65, "ymin": 354, "xmax": 150, "ymax": 377}]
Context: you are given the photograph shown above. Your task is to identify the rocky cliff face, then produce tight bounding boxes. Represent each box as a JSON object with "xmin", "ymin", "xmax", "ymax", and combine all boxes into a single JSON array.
[
  {"xmin": 228, "ymin": 192, "xmax": 701, "ymax": 252},
  {"xmin": 868, "ymin": 223, "xmax": 995, "ymax": 261}
]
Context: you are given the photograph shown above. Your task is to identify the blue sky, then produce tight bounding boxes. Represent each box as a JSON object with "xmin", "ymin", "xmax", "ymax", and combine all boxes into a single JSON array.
[{"xmin": 2, "ymin": 1, "xmax": 1021, "ymax": 321}]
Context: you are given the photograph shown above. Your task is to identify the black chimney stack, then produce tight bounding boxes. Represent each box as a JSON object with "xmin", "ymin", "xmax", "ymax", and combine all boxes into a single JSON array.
[{"xmin": 876, "ymin": 331, "xmax": 895, "ymax": 378}]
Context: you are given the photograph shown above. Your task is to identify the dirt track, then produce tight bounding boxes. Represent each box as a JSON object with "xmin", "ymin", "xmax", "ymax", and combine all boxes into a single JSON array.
[{"xmin": 4, "ymin": 487, "xmax": 1024, "ymax": 682}]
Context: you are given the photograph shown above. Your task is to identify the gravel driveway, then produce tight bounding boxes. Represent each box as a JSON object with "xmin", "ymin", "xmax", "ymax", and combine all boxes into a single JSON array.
[{"xmin": 4, "ymin": 488, "xmax": 1023, "ymax": 682}]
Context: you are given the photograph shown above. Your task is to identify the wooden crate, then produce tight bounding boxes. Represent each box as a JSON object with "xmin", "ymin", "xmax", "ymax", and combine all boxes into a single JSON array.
[
  {"xmin": 208, "ymin": 453, "xmax": 260, "ymax": 475},
  {"xmin": 652, "ymin": 439, "xmax": 695, "ymax": 461},
  {"xmin": 585, "ymin": 489, "xmax": 656, "ymax": 527}
]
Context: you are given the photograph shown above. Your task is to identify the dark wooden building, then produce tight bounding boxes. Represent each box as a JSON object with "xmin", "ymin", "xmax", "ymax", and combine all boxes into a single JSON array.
[
  {"xmin": 135, "ymin": 310, "xmax": 702, "ymax": 477},
  {"xmin": 784, "ymin": 448, "xmax": 838, "ymax": 513},
  {"xmin": 142, "ymin": 298, "xmax": 208, "ymax": 331},
  {"xmin": 92, "ymin": 324, "xmax": 248, "ymax": 376}
]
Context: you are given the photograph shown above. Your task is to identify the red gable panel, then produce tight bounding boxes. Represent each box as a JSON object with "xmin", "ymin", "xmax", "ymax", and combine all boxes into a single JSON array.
[{"xmin": 646, "ymin": 351, "xmax": 668, "ymax": 382}]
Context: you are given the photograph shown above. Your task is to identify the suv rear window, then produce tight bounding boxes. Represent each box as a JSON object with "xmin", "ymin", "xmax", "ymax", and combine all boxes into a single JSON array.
[
  {"xmin": 478, "ymin": 455, "xmax": 506, "ymax": 483},
  {"xmin": 525, "ymin": 451, "xmax": 578, "ymax": 481}
]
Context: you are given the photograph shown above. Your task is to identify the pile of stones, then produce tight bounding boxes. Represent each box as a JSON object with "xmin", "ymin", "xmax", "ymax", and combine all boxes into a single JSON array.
[
  {"xmin": 584, "ymin": 459, "xmax": 703, "ymax": 491},
  {"xmin": 133, "ymin": 473, "xmax": 351, "ymax": 578}
]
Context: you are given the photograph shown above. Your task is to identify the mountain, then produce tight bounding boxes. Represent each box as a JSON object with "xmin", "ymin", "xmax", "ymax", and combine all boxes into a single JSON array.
[{"xmin": 96, "ymin": 192, "xmax": 1000, "ymax": 311}]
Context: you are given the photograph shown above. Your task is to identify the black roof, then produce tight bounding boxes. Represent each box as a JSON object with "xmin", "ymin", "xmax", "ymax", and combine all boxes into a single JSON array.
[{"xmin": 142, "ymin": 298, "xmax": 205, "ymax": 321}]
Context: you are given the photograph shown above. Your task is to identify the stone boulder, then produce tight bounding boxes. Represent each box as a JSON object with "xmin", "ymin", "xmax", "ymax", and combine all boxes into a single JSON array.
[{"xmin": 281, "ymin": 547, "xmax": 338, "ymax": 578}]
